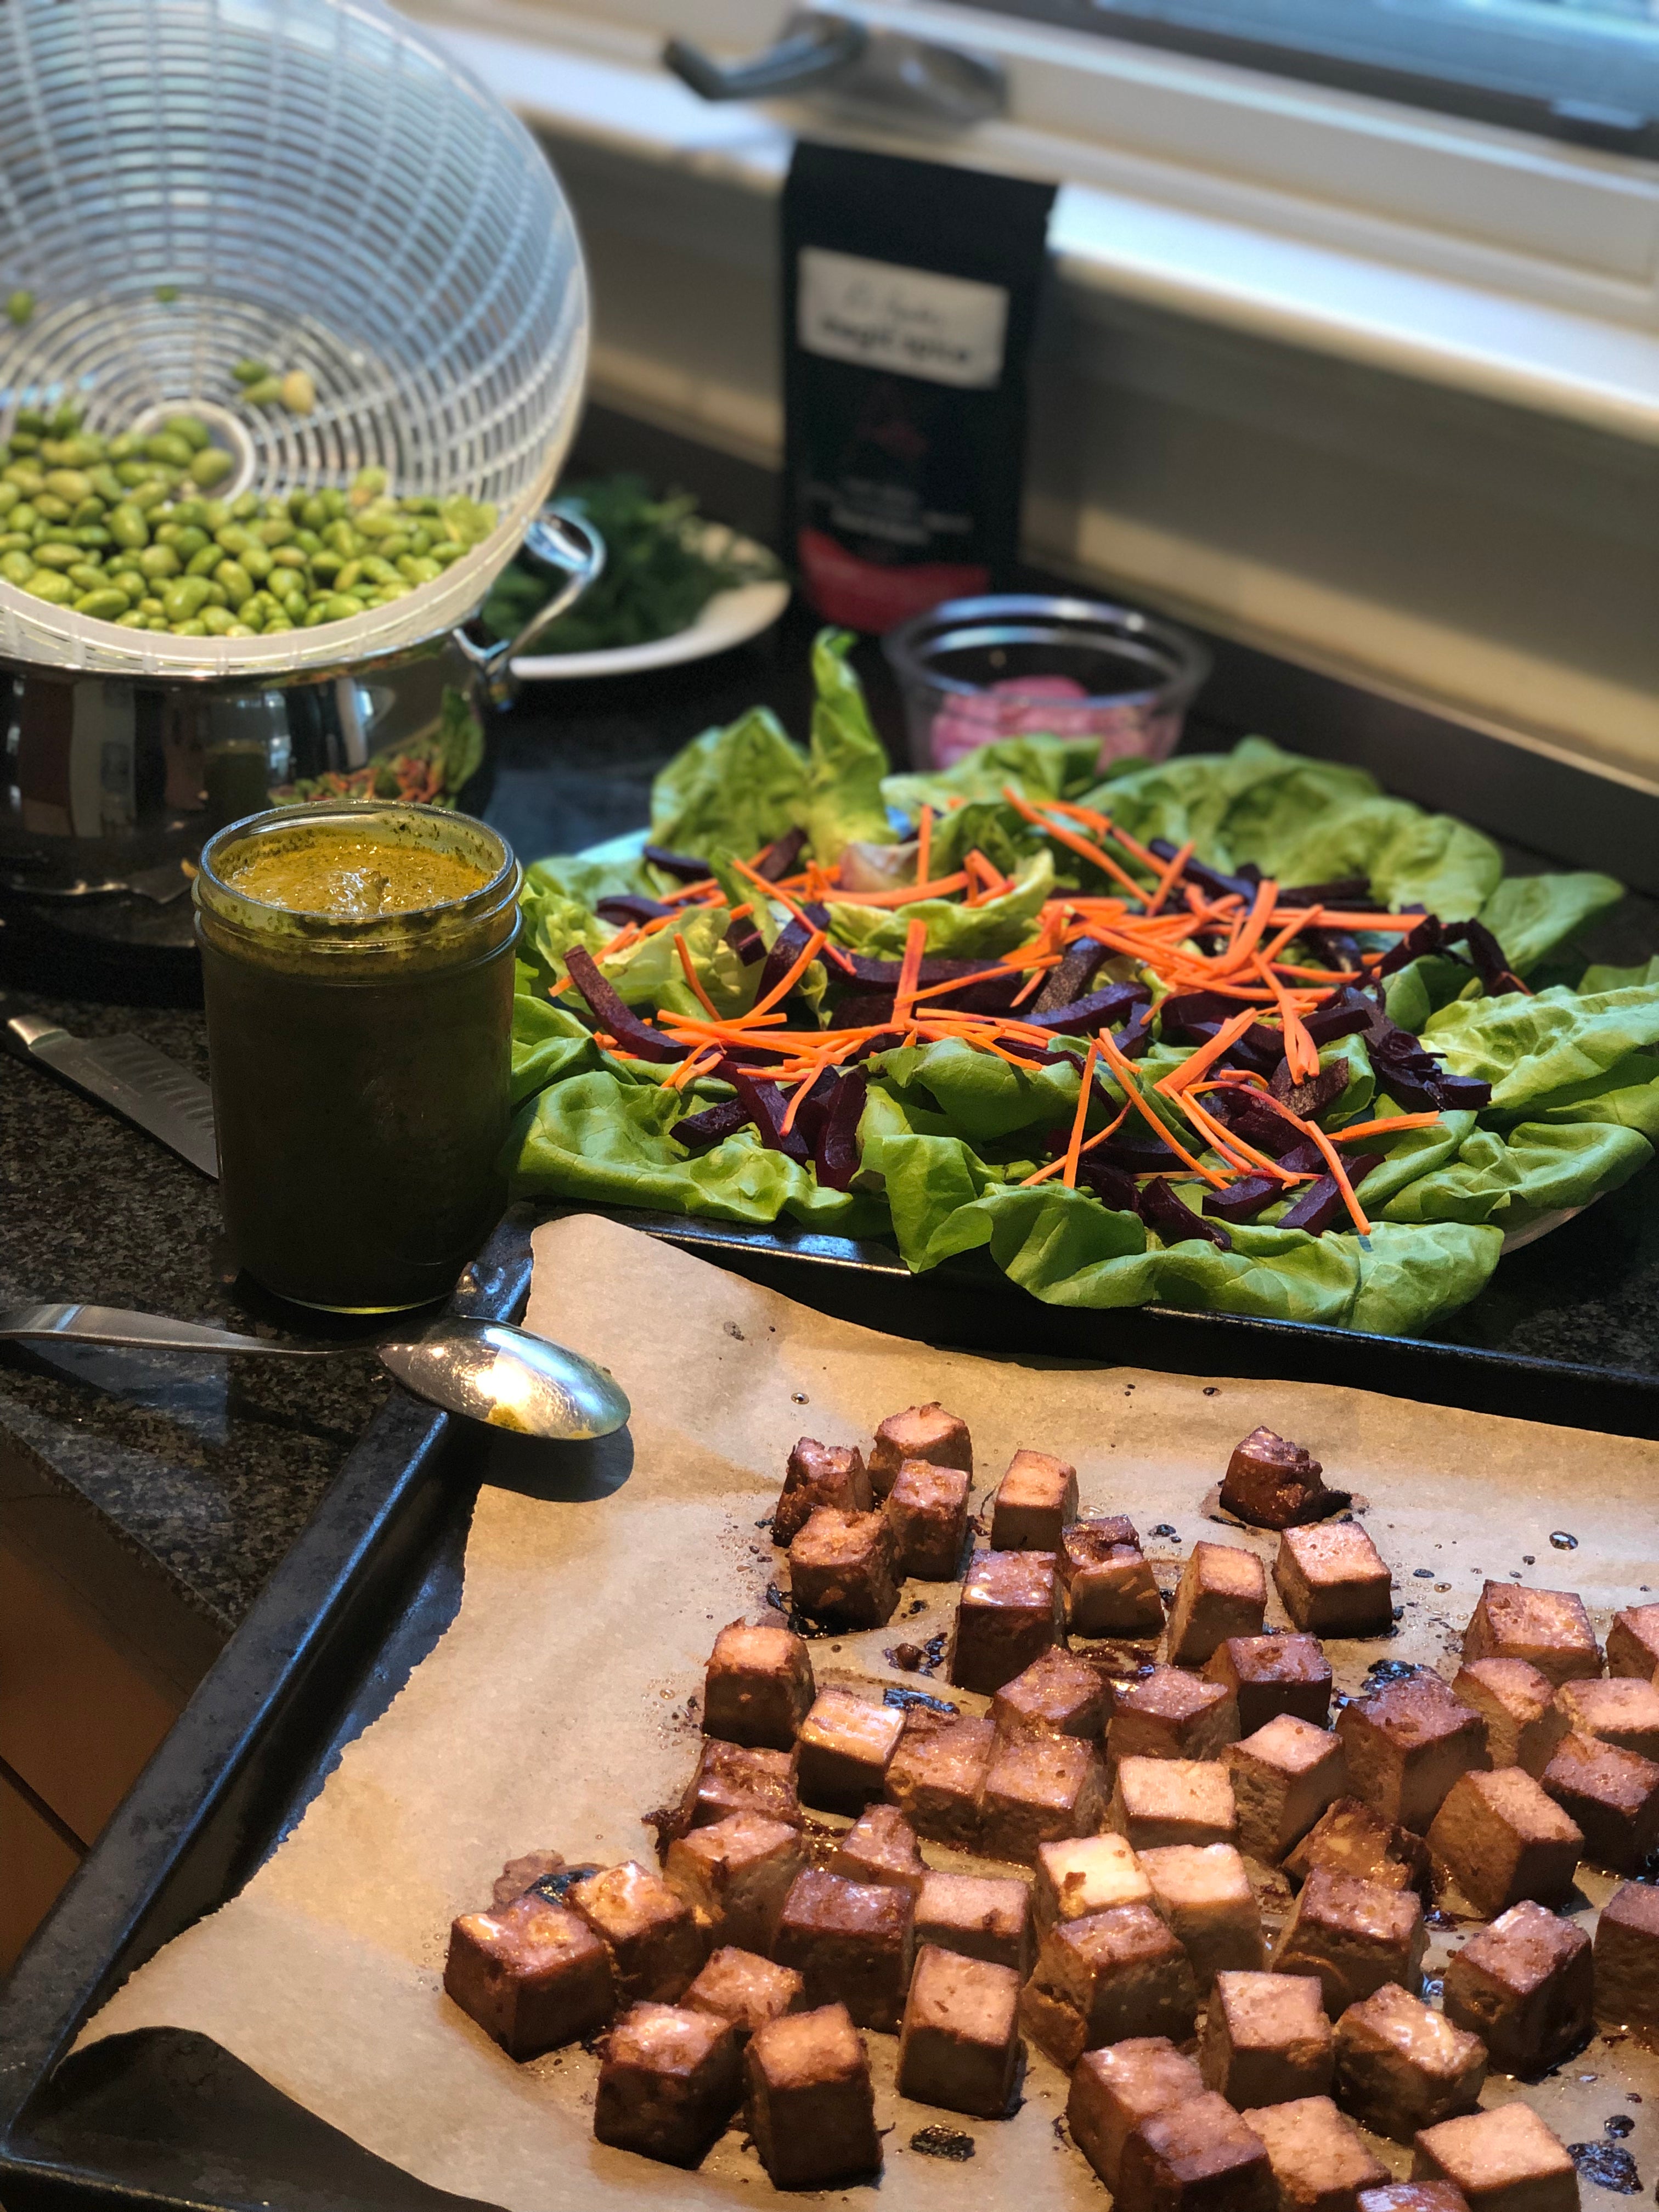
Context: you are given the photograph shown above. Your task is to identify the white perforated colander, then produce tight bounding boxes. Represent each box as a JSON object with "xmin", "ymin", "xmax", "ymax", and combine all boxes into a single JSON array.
[{"xmin": 0, "ymin": 0, "xmax": 588, "ymax": 682}]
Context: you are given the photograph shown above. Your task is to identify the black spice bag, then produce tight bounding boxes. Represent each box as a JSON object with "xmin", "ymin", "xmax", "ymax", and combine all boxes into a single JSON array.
[{"xmin": 781, "ymin": 142, "xmax": 1056, "ymax": 631}]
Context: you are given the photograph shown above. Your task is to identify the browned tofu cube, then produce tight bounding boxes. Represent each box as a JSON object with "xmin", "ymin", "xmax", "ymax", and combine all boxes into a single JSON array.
[
  {"xmin": 884, "ymin": 1713, "xmax": 996, "ymax": 1845},
  {"xmin": 950, "ymin": 1549, "xmax": 1060, "ymax": 1694},
  {"xmin": 1110, "ymin": 1755, "xmax": 1238, "ymax": 1849},
  {"xmin": 896, "ymin": 1943, "xmax": 1023, "ymax": 2118},
  {"xmin": 1243, "ymin": 2095, "xmax": 1388, "ymax": 2209},
  {"xmin": 1357, "ymin": 2189, "xmax": 1471, "ymax": 2212},
  {"xmin": 1607, "ymin": 1600, "xmax": 1659, "ymax": 1683},
  {"xmin": 868, "ymin": 1401, "xmax": 973, "ymax": 1497},
  {"xmin": 774, "ymin": 1439, "xmax": 872, "ymax": 1549},
  {"xmin": 703, "ymin": 1620, "xmax": 816, "ymax": 1751},
  {"xmin": 1425, "ymin": 1768, "xmax": 1582, "ymax": 1917},
  {"xmin": 679, "ymin": 1737, "xmax": 802, "ymax": 1832},
  {"xmin": 593, "ymin": 2001, "xmax": 741, "ymax": 2167},
  {"xmin": 1284, "ymin": 1799, "xmax": 1430, "ymax": 1897},
  {"xmin": 744, "ymin": 2002, "xmax": 881, "ymax": 2189},
  {"xmin": 1451, "ymin": 1660, "xmax": 1568, "ymax": 1779},
  {"xmin": 1333, "ymin": 1982, "xmax": 1486, "ymax": 2143},
  {"xmin": 1462, "ymin": 1581, "xmax": 1601, "ymax": 1689},
  {"xmin": 795, "ymin": 1688, "xmax": 907, "ymax": 1815},
  {"xmin": 664, "ymin": 1813, "xmax": 805, "ymax": 1954},
  {"xmin": 1271, "ymin": 1867, "xmax": 1425, "ymax": 2015},
  {"xmin": 1593, "ymin": 1877, "xmax": 1659, "ymax": 2030},
  {"xmin": 978, "ymin": 1731, "xmax": 1108, "ymax": 1862},
  {"xmin": 788, "ymin": 1508, "xmax": 900, "ymax": 1630},
  {"xmin": 991, "ymin": 1645, "xmax": 1109, "ymax": 1741},
  {"xmin": 1069, "ymin": 2037, "xmax": 1205, "ymax": 2192},
  {"xmin": 1207, "ymin": 1634, "xmax": 1333, "ymax": 1734},
  {"xmin": 1035, "ymin": 1833, "xmax": 1153, "ymax": 1933},
  {"xmin": 1227, "ymin": 1716, "xmax": 1348, "ymax": 1863},
  {"xmin": 682, "ymin": 1946, "xmax": 804, "ymax": 2040},
  {"xmin": 1062, "ymin": 1515, "xmax": 1167, "ymax": 1639},
  {"xmin": 916, "ymin": 1870, "xmax": 1034, "ymax": 1974},
  {"xmin": 829, "ymin": 1802, "xmax": 925, "ymax": 1901},
  {"xmin": 1141, "ymin": 1843, "xmax": 1266, "ymax": 1982},
  {"xmin": 1440, "ymin": 1898, "xmax": 1592, "ymax": 2076},
  {"xmin": 1118, "ymin": 2090, "xmax": 1276, "ymax": 2211},
  {"xmin": 1222, "ymin": 1427, "xmax": 1348, "ymax": 1530},
  {"xmin": 1109, "ymin": 1666, "xmax": 1241, "ymax": 1764},
  {"xmin": 773, "ymin": 1867, "xmax": 915, "ymax": 2033},
  {"xmin": 1201, "ymin": 1971, "xmax": 1333, "ymax": 2106},
  {"xmin": 1335, "ymin": 1673, "xmax": 1489, "ymax": 1832},
  {"xmin": 1412, "ymin": 2104, "xmax": 1577, "ymax": 2211},
  {"xmin": 1167, "ymin": 1541, "xmax": 1269, "ymax": 1666},
  {"xmin": 1275, "ymin": 1522, "xmax": 1394, "ymax": 1639},
  {"xmin": 444, "ymin": 1891, "xmax": 615, "ymax": 2057},
  {"xmin": 1554, "ymin": 1675, "xmax": 1659, "ymax": 1761},
  {"xmin": 989, "ymin": 1448, "xmax": 1079, "ymax": 1551},
  {"xmin": 885, "ymin": 1460, "xmax": 970, "ymax": 1580},
  {"xmin": 569, "ymin": 1861, "xmax": 704, "ymax": 2005},
  {"xmin": 1019, "ymin": 1902, "xmax": 1198, "ymax": 2069},
  {"xmin": 1541, "ymin": 1729, "xmax": 1659, "ymax": 1872}
]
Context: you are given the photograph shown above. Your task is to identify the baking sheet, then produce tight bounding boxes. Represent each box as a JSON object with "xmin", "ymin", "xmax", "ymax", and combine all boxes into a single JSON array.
[{"xmin": 76, "ymin": 1213, "xmax": 1659, "ymax": 2207}]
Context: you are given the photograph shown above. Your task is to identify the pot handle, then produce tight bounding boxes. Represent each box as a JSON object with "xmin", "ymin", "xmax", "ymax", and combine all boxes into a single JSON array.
[{"xmin": 450, "ymin": 506, "xmax": 607, "ymax": 709}]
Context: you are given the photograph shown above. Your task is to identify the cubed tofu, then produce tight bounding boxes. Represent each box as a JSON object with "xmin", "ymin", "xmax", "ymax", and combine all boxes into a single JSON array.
[
  {"xmin": 683, "ymin": 1946, "xmax": 805, "ymax": 2040},
  {"xmin": 1332, "ymin": 1983, "xmax": 1487, "ymax": 2143},
  {"xmin": 1227, "ymin": 1716, "xmax": 1349, "ymax": 1864},
  {"xmin": 569, "ymin": 1862, "xmax": 705, "ymax": 2005},
  {"xmin": 664, "ymin": 1813, "xmax": 805, "ymax": 1954},
  {"xmin": 744, "ymin": 2002, "xmax": 882, "ymax": 2190},
  {"xmin": 1462, "ymin": 1581, "xmax": 1601, "ymax": 1690},
  {"xmin": 1441, "ymin": 1899, "xmax": 1592, "ymax": 2076},
  {"xmin": 1069, "ymin": 2038, "xmax": 1205, "ymax": 2193},
  {"xmin": 916, "ymin": 1870, "xmax": 1034, "ymax": 1975},
  {"xmin": 1117, "ymin": 2090, "xmax": 1276, "ymax": 2212},
  {"xmin": 594, "ymin": 2002, "xmax": 741, "ymax": 2167},
  {"xmin": 1335, "ymin": 1673, "xmax": 1489, "ymax": 1832},
  {"xmin": 1541, "ymin": 1730, "xmax": 1659, "ymax": 1873},
  {"xmin": 1109, "ymin": 1666, "xmax": 1241, "ymax": 1764},
  {"xmin": 703, "ymin": 1620, "xmax": 817, "ymax": 1751},
  {"xmin": 991, "ymin": 1645, "xmax": 1109, "ymax": 1741},
  {"xmin": 978, "ymin": 1731, "xmax": 1108, "ymax": 1863},
  {"xmin": 1166, "ymin": 1541, "xmax": 1270, "ymax": 1666},
  {"xmin": 788, "ymin": 1508, "xmax": 900, "ymax": 1630},
  {"xmin": 773, "ymin": 1867, "xmax": 915, "ymax": 2033},
  {"xmin": 950, "ymin": 1549, "xmax": 1061, "ymax": 1694},
  {"xmin": 1275, "ymin": 1523, "xmax": 1395, "ymax": 1639},
  {"xmin": 1607, "ymin": 1601, "xmax": 1659, "ymax": 1683},
  {"xmin": 1451, "ymin": 1661, "xmax": 1568, "ymax": 1779},
  {"xmin": 829, "ymin": 1802, "xmax": 926, "ymax": 1901},
  {"xmin": 1062, "ymin": 1515, "xmax": 1167, "ymax": 1639},
  {"xmin": 1110, "ymin": 1756, "xmax": 1238, "ymax": 1850},
  {"xmin": 1412, "ymin": 2104, "xmax": 1577, "ymax": 2211},
  {"xmin": 1271, "ymin": 1867, "xmax": 1426, "ymax": 2015},
  {"xmin": 885, "ymin": 1714, "xmax": 997, "ymax": 1846},
  {"xmin": 774, "ymin": 1440, "xmax": 872, "ymax": 1549},
  {"xmin": 1020, "ymin": 1903, "xmax": 1198, "ymax": 2069},
  {"xmin": 1284, "ymin": 1800, "xmax": 1430, "ymax": 1898},
  {"xmin": 1243, "ymin": 2095, "xmax": 1389, "ymax": 2211},
  {"xmin": 1200, "ymin": 1971, "xmax": 1334, "ymax": 2107},
  {"xmin": 1035, "ymin": 1833, "xmax": 1153, "ymax": 1934},
  {"xmin": 868, "ymin": 1401, "xmax": 973, "ymax": 1497},
  {"xmin": 896, "ymin": 1943, "xmax": 1023, "ymax": 2118},
  {"xmin": 1553, "ymin": 1676, "xmax": 1659, "ymax": 1762},
  {"xmin": 795, "ymin": 1688, "xmax": 907, "ymax": 1815},
  {"xmin": 1425, "ymin": 1768, "xmax": 1583, "ymax": 1917},
  {"xmin": 1358, "ymin": 2191, "xmax": 1471, "ymax": 2212},
  {"xmin": 1593, "ymin": 1878, "xmax": 1659, "ymax": 2031},
  {"xmin": 680, "ymin": 1736, "xmax": 802, "ymax": 1832},
  {"xmin": 1221, "ymin": 1427, "xmax": 1346, "ymax": 1531},
  {"xmin": 444, "ymin": 1892, "xmax": 616, "ymax": 2058},
  {"xmin": 989, "ymin": 1448, "xmax": 1079, "ymax": 1551},
  {"xmin": 1207, "ymin": 1634, "xmax": 1333, "ymax": 1734},
  {"xmin": 885, "ymin": 1460, "xmax": 970, "ymax": 1581},
  {"xmin": 1141, "ymin": 1843, "xmax": 1267, "ymax": 1983}
]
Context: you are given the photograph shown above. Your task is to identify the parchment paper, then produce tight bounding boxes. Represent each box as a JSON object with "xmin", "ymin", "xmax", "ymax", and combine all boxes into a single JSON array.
[{"xmin": 78, "ymin": 1214, "xmax": 1659, "ymax": 2207}]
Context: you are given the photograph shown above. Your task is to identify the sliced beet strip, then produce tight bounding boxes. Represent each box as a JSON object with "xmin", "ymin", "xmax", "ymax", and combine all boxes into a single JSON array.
[
  {"xmin": 815, "ymin": 1067, "xmax": 867, "ymax": 1190},
  {"xmin": 1074, "ymin": 1154, "xmax": 1139, "ymax": 1213},
  {"xmin": 1270, "ymin": 1056, "xmax": 1351, "ymax": 1119},
  {"xmin": 1141, "ymin": 1176, "xmax": 1233, "ymax": 1250},
  {"xmin": 719, "ymin": 1064, "xmax": 810, "ymax": 1164},
  {"xmin": 1147, "ymin": 838, "xmax": 1260, "ymax": 905},
  {"xmin": 1278, "ymin": 1154, "xmax": 1382, "ymax": 1233},
  {"xmin": 725, "ymin": 918, "xmax": 766, "ymax": 964},
  {"xmin": 754, "ymin": 826, "xmax": 808, "ymax": 882},
  {"xmin": 672, "ymin": 1097, "xmax": 751, "ymax": 1153},
  {"xmin": 1032, "ymin": 936, "xmax": 1110, "ymax": 1015},
  {"xmin": 1430, "ymin": 1072, "xmax": 1492, "ymax": 1110},
  {"xmin": 642, "ymin": 844, "xmax": 713, "ymax": 882},
  {"xmin": 1278, "ymin": 876, "xmax": 1375, "ymax": 908},
  {"xmin": 1443, "ymin": 917, "xmax": 1526, "ymax": 997},
  {"xmin": 754, "ymin": 917, "xmax": 816, "ymax": 1006},
  {"xmin": 595, "ymin": 894, "xmax": 674, "ymax": 926},
  {"xmin": 1203, "ymin": 1175, "xmax": 1281, "ymax": 1223},
  {"xmin": 1034, "ymin": 979, "xmax": 1152, "ymax": 1037},
  {"xmin": 1376, "ymin": 911, "xmax": 1441, "ymax": 977},
  {"xmin": 839, "ymin": 951, "xmax": 1006, "ymax": 986},
  {"xmin": 563, "ymin": 946, "xmax": 688, "ymax": 1063}
]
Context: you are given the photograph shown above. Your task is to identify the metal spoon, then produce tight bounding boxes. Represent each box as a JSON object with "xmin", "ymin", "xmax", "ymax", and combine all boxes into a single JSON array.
[{"xmin": 0, "ymin": 1304, "xmax": 630, "ymax": 1441}]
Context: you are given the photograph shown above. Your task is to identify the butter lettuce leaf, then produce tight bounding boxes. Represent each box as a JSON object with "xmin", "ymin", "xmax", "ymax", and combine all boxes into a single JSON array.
[
  {"xmin": 803, "ymin": 629, "xmax": 894, "ymax": 859},
  {"xmin": 1424, "ymin": 984, "xmax": 1659, "ymax": 1113},
  {"xmin": 1479, "ymin": 871, "xmax": 1624, "ymax": 976},
  {"xmin": 649, "ymin": 705, "xmax": 807, "ymax": 860},
  {"xmin": 1380, "ymin": 1118, "xmax": 1651, "ymax": 1230},
  {"xmin": 1348, "ymin": 1221, "xmax": 1504, "ymax": 1336},
  {"xmin": 1582, "ymin": 955, "xmax": 1659, "ymax": 994},
  {"xmin": 827, "ymin": 850, "xmax": 1056, "ymax": 958},
  {"xmin": 883, "ymin": 733, "xmax": 1102, "ymax": 822}
]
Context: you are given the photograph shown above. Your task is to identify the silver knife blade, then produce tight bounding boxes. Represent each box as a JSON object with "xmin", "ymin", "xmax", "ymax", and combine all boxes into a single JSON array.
[{"xmin": 8, "ymin": 1019, "xmax": 218, "ymax": 1177}]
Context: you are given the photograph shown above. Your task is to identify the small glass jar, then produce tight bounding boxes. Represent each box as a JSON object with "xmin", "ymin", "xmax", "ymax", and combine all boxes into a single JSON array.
[{"xmin": 195, "ymin": 801, "xmax": 521, "ymax": 1313}]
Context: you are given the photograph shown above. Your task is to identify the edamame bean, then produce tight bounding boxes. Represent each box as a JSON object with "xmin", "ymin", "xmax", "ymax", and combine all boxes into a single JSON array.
[
  {"xmin": 24, "ymin": 571, "xmax": 73, "ymax": 602},
  {"xmin": 5, "ymin": 290, "xmax": 33, "ymax": 326},
  {"xmin": 0, "ymin": 551, "xmax": 35, "ymax": 583},
  {"xmin": 75, "ymin": 588, "xmax": 131, "ymax": 620},
  {"xmin": 190, "ymin": 447, "xmax": 234, "ymax": 488},
  {"xmin": 162, "ymin": 575, "xmax": 212, "ymax": 622},
  {"xmin": 110, "ymin": 503, "xmax": 150, "ymax": 548},
  {"xmin": 138, "ymin": 545, "xmax": 182, "ymax": 579}
]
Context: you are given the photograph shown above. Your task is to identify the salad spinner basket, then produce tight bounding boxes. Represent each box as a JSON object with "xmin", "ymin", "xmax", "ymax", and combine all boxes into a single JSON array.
[{"xmin": 0, "ymin": 0, "xmax": 589, "ymax": 683}]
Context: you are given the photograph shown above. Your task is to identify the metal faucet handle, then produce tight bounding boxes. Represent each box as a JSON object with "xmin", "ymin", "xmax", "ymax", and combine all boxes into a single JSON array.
[
  {"xmin": 664, "ymin": 8, "xmax": 1005, "ymax": 127},
  {"xmin": 665, "ymin": 10, "xmax": 866, "ymax": 100}
]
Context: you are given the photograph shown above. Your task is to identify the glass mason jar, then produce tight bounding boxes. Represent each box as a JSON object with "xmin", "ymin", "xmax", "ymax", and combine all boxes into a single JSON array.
[{"xmin": 195, "ymin": 801, "xmax": 521, "ymax": 1313}]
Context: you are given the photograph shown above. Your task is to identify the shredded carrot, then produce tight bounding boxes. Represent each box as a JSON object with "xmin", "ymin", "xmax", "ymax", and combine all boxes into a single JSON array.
[
  {"xmin": 1156, "ymin": 1007, "xmax": 1260, "ymax": 1096},
  {"xmin": 664, "ymin": 1047, "xmax": 720, "ymax": 1093},
  {"xmin": 725, "ymin": 855, "xmax": 856, "ymax": 976},
  {"xmin": 674, "ymin": 933, "xmax": 723, "ymax": 1020},
  {"xmin": 1210, "ymin": 878, "xmax": 1279, "ymax": 977},
  {"xmin": 893, "ymin": 918, "xmax": 928, "ymax": 1029},
  {"xmin": 1018, "ymin": 1101, "xmax": 1131, "ymax": 1186},
  {"xmin": 1094, "ymin": 1031, "xmax": 1230, "ymax": 1187},
  {"xmin": 1255, "ymin": 955, "xmax": 1321, "ymax": 1084},
  {"xmin": 1275, "ymin": 1103, "xmax": 1373, "ymax": 1233},
  {"xmin": 827, "ymin": 872, "xmax": 970, "ymax": 909},
  {"xmin": 1059, "ymin": 1038, "xmax": 1102, "ymax": 1188},
  {"xmin": 1330, "ymin": 1112, "xmax": 1444, "ymax": 1142},
  {"xmin": 780, "ymin": 1054, "xmax": 834, "ymax": 1136},
  {"xmin": 915, "ymin": 805, "xmax": 933, "ymax": 890},
  {"xmin": 1001, "ymin": 788, "xmax": 1148, "ymax": 901},
  {"xmin": 1144, "ymin": 840, "xmax": 1194, "ymax": 917}
]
